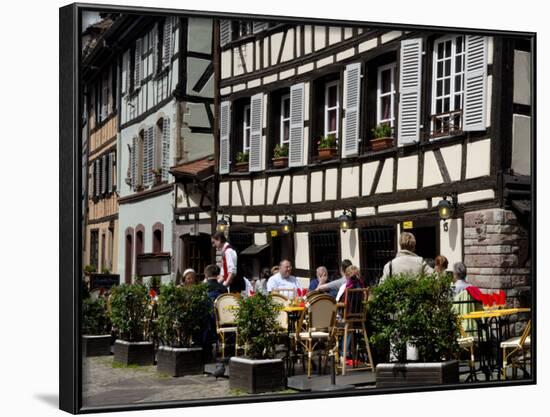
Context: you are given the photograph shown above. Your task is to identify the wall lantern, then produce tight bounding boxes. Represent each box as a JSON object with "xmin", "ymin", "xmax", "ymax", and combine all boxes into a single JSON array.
[
  {"xmin": 437, "ymin": 193, "xmax": 458, "ymax": 232},
  {"xmin": 338, "ymin": 209, "xmax": 356, "ymax": 233},
  {"xmin": 216, "ymin": 214, "xmax": 230, "ymax": 233},
  {"xmin": 280, "ymin": 214, "xmax": 294, "ymax": 234}
]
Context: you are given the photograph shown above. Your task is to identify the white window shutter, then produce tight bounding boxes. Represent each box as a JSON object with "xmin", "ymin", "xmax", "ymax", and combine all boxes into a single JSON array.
[
  {"xmin": 131, "ymin": 137, "xmax": 137, "ymax": 191},
  {"xmin": 152, "ymin": 23, "xmax": 158, "ymax": 75},
  {"xmin": 289, "ymin": 83, "xmax": 305, "ymax": 167},
  {"xmin": 101, "ymin": 155, "xmax": 107, "ymax": 195},
  {"xmin": 219, "ymin": 101, "xmax": 231, "ymax": 174},
  {"xmin": 343, "ymin": 62, "xmax": 361, "ymax": 157},
  {"xmin": 135, "ymin": 38, "xmax": 142, "ymax": 87},
  {"xmin": 249, "ymin": 94, "xmax": 264, "ymax": 171},
  {"xmin": 163, "ymin": 17, "xmax": 173, "ymax": 68},
  {"xmin": 93, "ymin": 160, "xmax": 99, "ymax": 197},
  {"xmin": 162, "ymin": 117, "xmax": 171, "ymax": 181},
  {"xmin": 398, "ymin": 38, "xmax": 423, "ymax": 145},
  {"xmin": 107, "ymin": 152, "xmax": 113, "ymax": 193},
  {"xmin": 463, "ymin": 35, "xmax": 487, "ymax": 131},
  {"xmin": 121, "ymin": 52, "xmax": 128, "ymax": 94},
  {"xmin": 143, "ymin": 126, "xmax": 154, "ymax": 186},
  {"xmin": 220, "ymin": 20, "xmax": 232, "ymax": 47},
  {"xmin": 253, "ymin": 22, "xmax": 268, "ymax": 33}
]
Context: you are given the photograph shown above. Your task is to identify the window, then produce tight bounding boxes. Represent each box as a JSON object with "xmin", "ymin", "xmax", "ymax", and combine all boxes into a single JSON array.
[
  {"xmin": 233, "ymin": 21, "xmax": 254, "ymax": 39},
  {"xmin": 243, "ymin": 104, "xmax": 251, "ymax": 154},
  {"xmin": 280, "ymin": 94, "xmax": 290, "ymax": 147},
  {"xmin": 228, "ymin": 231, "xmax": 254, "ymax": 254},
  {"xmin": 431, "ymin": 35, "xmax": 465, "ymax": 137},
  {"xmin": 137, "ymin": 130, "xmax": 145, "ymax": 188},
  {"xmin": 135, "ymin": 225, "xmax": 144, "ymax": 270},
  {"xmin": 152, "ymin": 223, "xmax": 164, "ymax": 253},
  {"xmin": 181, "ymin": 234, "xmax": 212, "ymax": 280},
  {"xmin": 360, "ymin": 226, "xmax": 396, "ymax": 286},
  {"xmin": 324, "ymin": 80, "xmax": 339, "ymax": 139},
  {"xmin": 309, "ymin": 231, "xmax": 340, "ymax": 279},
  {"xmin": 90, "ymin": 230, "xmax": 99, "ymax": 271},
  {"xmin": 377, "ymin": 63, "xmax": 396, "ymax": 127},
  {"xmin": 270, "ymin": 233, "xmax": 294, "ymax": 268},
  {"xmin": 124, "ymin": 229, "xmax": 133, "ymax": 284}
]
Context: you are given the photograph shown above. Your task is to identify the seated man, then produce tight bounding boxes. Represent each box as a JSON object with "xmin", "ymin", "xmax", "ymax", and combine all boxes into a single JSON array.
[
  {"xmin": 204, "ymin": 264, "xmax": 227, "ymax": 302},
  {"xmin": 266, "ymin": 259, "xmax": 299, "ymax": 297},
  {"xmin": 316, "ymin": 259, "xmax": 352, "ymax": 296},
  {"xmin": 309, "ymin": 266, "xmax": 338, "ymax": 298}
]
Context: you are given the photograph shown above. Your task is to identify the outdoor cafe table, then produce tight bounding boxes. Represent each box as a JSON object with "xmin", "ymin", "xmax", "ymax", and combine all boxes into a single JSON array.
[{"xmin": 460, "ymin": 307, "xmax": 531, "ymax": 381}]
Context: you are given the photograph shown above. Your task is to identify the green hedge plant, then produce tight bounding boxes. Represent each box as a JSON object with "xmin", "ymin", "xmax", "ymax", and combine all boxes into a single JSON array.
[
  {"xmin": 157, "ymin": 282, "xmax": 212, "ymax": 348},
  {"xmin": 368, "ymin": 273, "xmax": 460, "ymax": 363},
  {"xmin": 82, "ymin": 297, "xmax": 111, "ymax": 335},
  {"xmin": 109, "ymin": 284, "xmax": 150, "ymax": 342},
  {"xmin": 235, "ymin": 293, "xmax": 280, "ymax": 359}
]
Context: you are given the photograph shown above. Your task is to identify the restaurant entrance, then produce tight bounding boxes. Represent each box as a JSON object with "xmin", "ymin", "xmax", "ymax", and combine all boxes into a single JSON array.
[{"xmin": 407, "ymin": 224, "xmax": 438, "ymax": 261}]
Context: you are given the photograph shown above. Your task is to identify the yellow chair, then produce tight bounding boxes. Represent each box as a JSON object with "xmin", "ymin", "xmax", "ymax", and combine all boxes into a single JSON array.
[
  {"xmin": 214, "ymin": 293, "xmax": 240, "ymax": 360},
  {"xmin": 457, "ymin": 319, "xmax": 476, "ymax": 381},
  {"xmin": 501, "ymin": 320, "xmax": 531, "ymax": 380},
  {"xmin": 294, "ymin": 294, "xmax": 337, "ymax": 377},
  {"xmin": 334, "ymin": 288, "xmax": 375, "ymax": 376}
]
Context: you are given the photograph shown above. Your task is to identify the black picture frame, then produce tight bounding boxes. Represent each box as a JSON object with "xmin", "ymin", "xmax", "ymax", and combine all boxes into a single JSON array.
[{"xmin": 60, "ymin": 3, "xmax": 536, "ymax": 414}]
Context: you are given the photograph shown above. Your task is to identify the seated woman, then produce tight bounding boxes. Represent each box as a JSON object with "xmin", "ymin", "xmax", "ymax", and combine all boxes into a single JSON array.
[{"xmin": 336, "ymin": 265, "xmax": 364, "ymax": 302}]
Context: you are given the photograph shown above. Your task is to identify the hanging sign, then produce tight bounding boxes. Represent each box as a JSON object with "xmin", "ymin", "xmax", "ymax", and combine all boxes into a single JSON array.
[{"xmin": 403, "ymin": 221, "xmax": 413, "ymax": 230}]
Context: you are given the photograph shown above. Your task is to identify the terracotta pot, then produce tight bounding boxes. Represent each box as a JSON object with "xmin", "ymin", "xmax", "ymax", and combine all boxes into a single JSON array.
[
  {"xmin": 271, "ymin": 157, "xmax": 288, "ymax": 168},
  {"xmin": 234, "ymin": 162, "xmax": 249, "ymax": 172},
  {"xmin": 370, "ymin": 137, "xmax": 394, "ymax": 151},
  {"xmin": 318, "ymin": 147, "xmax": 338, "ymax": 160}
]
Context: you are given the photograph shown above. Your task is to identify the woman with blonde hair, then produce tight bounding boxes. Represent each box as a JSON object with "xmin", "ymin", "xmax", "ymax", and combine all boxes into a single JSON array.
[
  {"xmin": 434, "ymin": 255, "xmax": 449, "ymax": 274},
  {"xmin": 336, "ymin": 265, "xmax": 364, "ymax": 302}
]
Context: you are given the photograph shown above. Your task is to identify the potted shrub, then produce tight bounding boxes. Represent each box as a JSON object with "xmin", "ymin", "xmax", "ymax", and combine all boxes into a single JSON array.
[
  {"xmin": 156, "ymin": 282, "xmax": 213, "ymax": 377},
  {"xmin": 369, "ymin": 273, "xmax": 461, "ymax": 387},
  {"xmin": 234, "ymin": 151, "xmax": 249, "ymax": 172},
  {"xmin": 82, "ymin": 296, "xmax": 112, "ymax": 357},
  {"xmin": 317, "ymin": 134, "xmax": 338, "ymax": 160},
  {"xmin": 370, "ymin": 123, "xmax": 394, "ymax": 151},
  {"xmin": 272, "ymin": 143, "xmax": 289, "ymax": 168},
  {"xmin": 109, "ymin": 283, "xmax": 155, "ymax": 366},
  {"xmin": 229, "ymin": 293, "xmax": 286, "ymax": 394},
  {"xmin": 152, "ymin": 168, "xmax": 163, "ymax": 185}
]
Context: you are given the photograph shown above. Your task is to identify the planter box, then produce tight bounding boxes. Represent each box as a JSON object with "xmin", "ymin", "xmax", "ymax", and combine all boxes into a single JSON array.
[
  {"xmin": 229, "ymin": 357, "xmax": 286, "ymax": 394},
  {"xmin": 318, "ymin": 147, "xmax": 338, "ymax": 161},
  {"xmin": 113, "ymin": 340, "xmax": 155, "ymax": 366},
  {"xmin": 376, "ymin": 360, "xmax": 459, "ymax": 388},
  {"xmin": 370, "ymin": 137, "xmax": 394, "ymax": 151},
  {"xmin": 272, "ymin": 157, "xmax": 288, "ymax": 168},
  {"xmin": 82, "ymin": 334, "xmax": 112, "ymax": 357},
  {"xmin": 234, "ymin": 162, "xmax": 249, "ymax": 172},
  {"xmin": 156, "ymin": 346, "xmax": 204, "ymax": 377}
]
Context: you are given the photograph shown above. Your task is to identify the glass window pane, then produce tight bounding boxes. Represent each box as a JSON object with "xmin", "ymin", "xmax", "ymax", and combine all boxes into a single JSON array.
[
  {"xmin": 283, "ymin": 97, "xmax": 290, "ymax": 118},
  {"xmin": 456, "ymin": 55, "xmax": 462, "ymax": 73},
  {"xmin": 455, "ymin": 75, "xmax": 462, "ymax": 91},
  {"xmin": 454, "ymin": 94, "xmax": 462, "ymax": 110},
  {"xmin": 456, "ymin": 36, "xmax": 463, "ymax": 53},
  {"xmin": 437, "ymin": 42, "xmax": 444, "ymax": 57},
  {"xmin": 445, "ymin": 40, "xmax": 451, "ymax": 57},
  {"xmin": 328, "ymin": 84, "xmax": 338, "ymax": 107},
  {"xmin": 283, "ymin": 121, "xmax": 289, "ymax": 142},
  {"xmin": 445, "ymin": 59, "xmax": 451, "ymax": 76},
  {"xmin": 437, "ymin": 80, "xmax": 443, "ymax": 96},
  {"xmin": 437, "ymin": 61, "xmax": 443, "ymax": 77},
  {"xmin": 444, "ymin": 97, "xmax": 450, "ymax": 111},
  {"xmin": 381, "ymin": 69, "xmax": 392, "ymax": 93},
  {"xmin": 381, "ymin": 96, "xmax": 391, "ymax": 120},
  {"xmin": 328, "ymin": 109, "xmax": 337, "ymax": 132},
  {"xmin": 436, "ymin": 99, "xmax": 442, "ymax": 114},
  {"xmin": 444, "ymin": 78, "xmax": 450, "ymax": 95}
]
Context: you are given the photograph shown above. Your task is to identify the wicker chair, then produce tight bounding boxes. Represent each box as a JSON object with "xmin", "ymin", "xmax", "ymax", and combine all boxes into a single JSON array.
[
  {"xmin": 294, "ymin": 294, "xmax": 337, "ymax": 377},
  {"xmin": 501, "ymin": 320, "xmax": 531, "ymax": 380},
  {"xmin": 214, "ymin": 293, "xmax": 240, "ymax": 359},
  {"xmin": 457, "ymin": 319, "xmax": 477, "ymax": 381},
  {"xmin": 334, "ymin": 288, "xmax": 375, "ymax": 376}
]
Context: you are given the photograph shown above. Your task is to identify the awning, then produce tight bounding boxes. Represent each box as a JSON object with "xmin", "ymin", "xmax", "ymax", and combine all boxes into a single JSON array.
[
  {"xmin": 240, "ymin": 243, "xmax": 270, "ymax": 256},
  {"xmin": 170, "ymin": 157, "xmax": 215, "ymax": 182}
]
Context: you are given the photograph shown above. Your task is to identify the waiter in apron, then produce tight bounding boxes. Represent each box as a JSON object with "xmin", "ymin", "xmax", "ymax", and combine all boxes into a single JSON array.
[{"xmin": 211, "ymin": 232, "xmax": 244, "ymax": 293}]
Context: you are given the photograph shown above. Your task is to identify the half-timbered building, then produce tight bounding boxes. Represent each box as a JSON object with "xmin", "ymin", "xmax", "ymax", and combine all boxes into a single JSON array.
[
  {"xmin": 114, "ymin": 15, "xmax": 215, "ymax": 284},
  {"xmin": 82, "ymin": 16, "xmax": 119, "ymax": 275},
  {"xmin": 215, "ymin": 20, "xmax": 532, "ymax": 299}
]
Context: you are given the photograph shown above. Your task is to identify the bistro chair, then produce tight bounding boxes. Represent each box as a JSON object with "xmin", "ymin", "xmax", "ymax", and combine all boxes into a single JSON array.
[
  {"xmin": 294, "ymin": 294, "xmax": 337, "ymax": 377},
  {"xmin": 501, "ymin": 320, "xmax": 531, "ymax": 380},
  {"xmin": 272, "ymin": 287, "xmax": 297, "ymax": 301},
  {"xmin": 334, "ymin": 288, "xmax": 375, "ymax": 376},
  {"xmin": 214, "ymin": 293, "xmax": 240, "ymax": 360},
  {"xmin": 452, "ymin": 290, "xmax": 483, "ymax": 339},
  {"xmin": 457, "ymin": 319, "xmax": 477, "ymax": 382}
]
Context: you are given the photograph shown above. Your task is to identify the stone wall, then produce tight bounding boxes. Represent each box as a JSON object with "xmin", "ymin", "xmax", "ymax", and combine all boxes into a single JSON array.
[{"xmin": 463, "ymin": 208, "xmax": 531, "ymax": 333}]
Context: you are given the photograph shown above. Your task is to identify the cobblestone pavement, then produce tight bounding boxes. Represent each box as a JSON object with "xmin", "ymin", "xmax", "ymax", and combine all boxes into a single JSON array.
[{"xmin": 82, "ymin": 356, "xmax": 262, "ymax": 407}]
